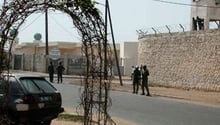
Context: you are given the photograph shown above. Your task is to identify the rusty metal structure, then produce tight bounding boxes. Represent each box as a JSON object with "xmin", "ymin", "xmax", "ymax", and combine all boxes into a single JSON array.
[{"xmin": 0, "ymin": 0, "xmax": 119, "ymax": 124}]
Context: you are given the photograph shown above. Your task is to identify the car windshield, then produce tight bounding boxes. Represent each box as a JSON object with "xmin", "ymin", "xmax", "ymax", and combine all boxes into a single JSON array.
[{"xmin": 19, "ymin": 77, "xmax": 56, "ymax": 94}]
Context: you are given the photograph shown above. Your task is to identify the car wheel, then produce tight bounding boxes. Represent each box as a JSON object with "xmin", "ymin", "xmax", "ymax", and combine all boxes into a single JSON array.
[{"xmin": 0, "ymin": 114, "xmax": 12, "ymax": 125}]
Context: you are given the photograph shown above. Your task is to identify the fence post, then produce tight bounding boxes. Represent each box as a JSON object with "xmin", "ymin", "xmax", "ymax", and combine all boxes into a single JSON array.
[
  {"xmin": 179, "ymin": 24, "xmax": 185, "ymax": 32},
  {"xmin": 152, "ymin": 27, "xmax": 157, "ymax": 36},
  {"xmin": 166, "ymin": 25, "xmax": 171, "ymax": 35}
]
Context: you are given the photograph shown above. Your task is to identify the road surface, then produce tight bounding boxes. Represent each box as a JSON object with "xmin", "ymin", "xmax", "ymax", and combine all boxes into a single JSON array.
[{"xmin": 54, "ymin": 84, "xmax": 220, "ymax": 125}]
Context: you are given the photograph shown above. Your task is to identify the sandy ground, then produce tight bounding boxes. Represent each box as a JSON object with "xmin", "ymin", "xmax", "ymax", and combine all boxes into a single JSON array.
[
  {"xmin": 52, "ymin": 118, "xmax": 136, "ymax": 125},
  {"xmin": 51, "ymin": 76, "xmax": 220, "ymax": 125},
  {"xmin": 51, "ymin": 108, "xmax": 137, "ymax": 125}
]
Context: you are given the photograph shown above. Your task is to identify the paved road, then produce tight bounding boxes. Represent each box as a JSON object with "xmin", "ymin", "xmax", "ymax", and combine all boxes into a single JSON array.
[{"xmin": 54, "ymin": 84, "xmax": 220, "ymax": 125}]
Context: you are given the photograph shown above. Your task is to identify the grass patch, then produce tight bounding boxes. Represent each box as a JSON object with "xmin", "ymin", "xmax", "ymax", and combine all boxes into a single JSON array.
[{"xmin": 58, "ymin": 113, "xmax": 84, "ymax": 122}]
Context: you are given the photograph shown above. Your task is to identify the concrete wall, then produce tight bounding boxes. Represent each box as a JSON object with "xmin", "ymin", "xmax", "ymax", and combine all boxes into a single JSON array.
[
  {"xmin": 138, "ymin": 30, "xmax": 220, "ymax": 91},
  {"xmin": 13, "ymin": 54, "xmax": 84, "ymax": 75}
]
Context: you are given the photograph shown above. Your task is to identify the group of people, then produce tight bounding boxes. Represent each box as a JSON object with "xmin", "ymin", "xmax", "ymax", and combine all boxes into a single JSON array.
[
  {"xmin": 131, "ymin": 65, "xmax": 150, "ymax": 96},
  {"xmin": 48, "ymin": 61, "xmax": 65, "ymax": 83},
  {"xmin": 48, "ymin": 61, "xmax": 150, "ymax": 95}
]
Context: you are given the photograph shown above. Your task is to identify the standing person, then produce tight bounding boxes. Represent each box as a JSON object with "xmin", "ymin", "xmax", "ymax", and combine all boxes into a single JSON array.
[
  {"xmin": 131, "ymin": 65, "xmax": 135, "ymax": 80},
  {"xmin": 48, "ymin": 61, "xmax": 54, "ymax": 83},
  {"xmin": 57, "ymin": 62, "xmax": 65, "ymax": 83},
  {"xmin": 140, "ymin": 64, "xmax": 143, "ymax": 73},
  {"xmin": 141, "ymin": 65, "xmax": 150, "ymax": 96},
  {"xmin": 139, "ymin": 64, "xmax": 143, "ymax": 86},
  {"xmin": 132, "ymin": 66, "xmax": 141, "ymax": 94}
]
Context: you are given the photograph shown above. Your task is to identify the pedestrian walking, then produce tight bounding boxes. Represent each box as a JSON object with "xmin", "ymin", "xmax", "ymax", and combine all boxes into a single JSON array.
[
  {"xmin": 133, "ymin": 66, "xmax": 141, "ymax": 94},
  {"xmin": 141, "ymin": 65, "xmax": 150, "ymax": 96},
  {"xmin": 56, "ymin": 62, "xmax": 65, "ymax": 83},
  {"xmin": 48, "ymin": 61, "xmax": 54, "ymax": 83}
]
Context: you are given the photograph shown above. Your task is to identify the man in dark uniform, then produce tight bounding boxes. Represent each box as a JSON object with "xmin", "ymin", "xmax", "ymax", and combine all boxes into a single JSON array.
[
  {"xmin": 48, "ymin": 62, "xmax": 54, "ymax": 83},
  {"xmin": 56, "ymin": 62, "xmax": 65, "ymax": 83},
  {"xmin": 141, "ymin": 65, "xmax": 150, "ymax": 96},
  {"xmin": 133, "ymin": 66, "xmax": 141, "ymax": 94}
]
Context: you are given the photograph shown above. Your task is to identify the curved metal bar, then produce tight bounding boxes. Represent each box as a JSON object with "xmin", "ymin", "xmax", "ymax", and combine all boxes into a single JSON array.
[{"xmin": 0, "ymin": 0, "xmax": 114, "ymax": 124}]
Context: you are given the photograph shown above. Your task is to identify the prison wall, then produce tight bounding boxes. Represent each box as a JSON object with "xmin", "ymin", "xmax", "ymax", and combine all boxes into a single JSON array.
[{"xmin": 138, "ymin": 30, "xmax": 220, "ymax": 91}]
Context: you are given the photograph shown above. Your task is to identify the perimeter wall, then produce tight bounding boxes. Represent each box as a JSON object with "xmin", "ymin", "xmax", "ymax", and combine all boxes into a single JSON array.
[{"xmin": 138, "ymin": 30, "xmax": 220, "ymax": 91}]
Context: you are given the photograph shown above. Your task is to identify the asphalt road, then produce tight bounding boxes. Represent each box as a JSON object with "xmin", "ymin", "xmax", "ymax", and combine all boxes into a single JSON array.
[{"xmin": 54, "ymin": 83, "xmax": 220, "ymax": 125}]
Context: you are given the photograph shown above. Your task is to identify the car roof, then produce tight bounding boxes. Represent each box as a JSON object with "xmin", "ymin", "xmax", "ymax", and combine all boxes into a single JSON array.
[{"xmin": 1, "ymin": 73, "xmax": 45, "ymax": 79}]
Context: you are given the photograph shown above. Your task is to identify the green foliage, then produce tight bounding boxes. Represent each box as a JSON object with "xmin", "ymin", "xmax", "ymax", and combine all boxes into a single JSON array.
[
  {"xmin": 9, "ymin": 29, "xmax": 17, "ymax": 37},
  {"xmin": 57, "ymin": 0, "xmax": 100, "ymax": 17},
  {"xmin": 78, "ymin": 0, "xmax": 95, "ymax": 12},
  {"xmin": 78, "ymin": 0, "xmax": 94, "ymax": 8},
  {"xmin": 57, "ymin": 113, "xmax": 84, "ymax": 122}
]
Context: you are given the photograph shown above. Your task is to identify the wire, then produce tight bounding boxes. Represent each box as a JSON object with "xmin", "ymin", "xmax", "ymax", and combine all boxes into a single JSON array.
[
  {"xmin": 19, "ymin": 13, "xmax": 44, "ymax": 32},
  {"xmin": 151, "ymin": 0, "xmax": 220, "ymax": 8},
  {"xmin": 48, "ymin": 14, "xmax": 81, "ymax": 41}
]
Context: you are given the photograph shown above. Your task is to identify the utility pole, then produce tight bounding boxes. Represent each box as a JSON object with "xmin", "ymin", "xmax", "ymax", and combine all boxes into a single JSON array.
[
  {"xmin": 45, "ymin": 5, "xmax": 49, "ymax": 74},
  {"xmin": 94, "ymin": 0, "xmax": 123, "ymax": 86},
  {"xmin": 106, "ymin": 0, "xmax": 123, "ymax": 86},
  {"xmin": 102, "ymin": 0, "xmax": 108, "ymax": 124},
  {"xmin": 45, "ymin": 8, "xmax": 49, "ymax": 55}
]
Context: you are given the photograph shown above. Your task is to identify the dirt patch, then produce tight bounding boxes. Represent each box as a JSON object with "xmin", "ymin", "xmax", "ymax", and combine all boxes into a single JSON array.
[
  {"xmin": 51, "ymin": 108, "xmax": 137, "ymax": 125},
  {"xmin": 52, "ymin": 117, "xmax": 137, "ymax": 125}
]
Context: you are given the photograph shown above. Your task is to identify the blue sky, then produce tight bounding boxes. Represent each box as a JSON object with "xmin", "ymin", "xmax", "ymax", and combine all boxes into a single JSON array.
[{"xmin": 16, "ymin": 0, "xmax": 191, "ymax": 43}]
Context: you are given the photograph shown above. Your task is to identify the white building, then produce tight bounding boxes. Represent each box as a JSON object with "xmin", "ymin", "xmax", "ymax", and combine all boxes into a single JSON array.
[
  {"xmin": 191, "ymin": 0, "xmax": 220, "ymax": 30},
  {"xmin": 120, "ymin": 41, "xmax": 138, "ymax": 76}
]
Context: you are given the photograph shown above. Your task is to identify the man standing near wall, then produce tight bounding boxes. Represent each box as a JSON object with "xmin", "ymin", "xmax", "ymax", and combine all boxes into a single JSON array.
[
  {"xmin": 141, "ymin": 65, "xmax": 150, "ymax": 96},
  {"xmin": 133, "ymin": 66, "xmax": 141, "ymax": 94},
  {"xmin": 57, "ymin": 62, "xmax": 65, "ymax": 83},
  {"xmin": 131, "ymin": 65, "xmax": 135, "ymax": 80}
]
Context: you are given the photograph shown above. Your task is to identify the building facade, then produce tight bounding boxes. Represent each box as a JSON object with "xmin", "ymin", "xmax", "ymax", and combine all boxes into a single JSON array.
[
  {"xmin": 12, "ymin": 41, "xmax": 83, "ymax": 74},
  {"xmin": 191, "ymin": 0, "xmax": 220, "ymax": 30},
  {"xmin": 11, "ymin": 40, "xmax": 122, "ymax": 75},
  {"xmin": 120, "ymin": 42, "xmax": 138, "ymax": 76}
]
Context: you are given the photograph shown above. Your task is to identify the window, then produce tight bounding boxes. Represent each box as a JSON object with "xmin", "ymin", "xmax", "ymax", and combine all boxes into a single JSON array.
[
  {"xmin": 20, "ymin": 77, "xmax": 56, "ymax": 94},
  {"xmin": 9, "ymin": 77, "xmax": 23, "ymax": 95}
]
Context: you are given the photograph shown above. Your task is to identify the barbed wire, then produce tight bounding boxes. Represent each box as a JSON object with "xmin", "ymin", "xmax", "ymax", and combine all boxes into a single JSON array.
[
  {"xmin": 137, "ymin": 22, "xmax": 220, "ymax": 39},
  {"xmin": 138, "ymin": 22, "xmax": 220, "ymax": 38},
  {"xmin": 137, "ymin": 24, "xmax": 190, "ymax": 39}
]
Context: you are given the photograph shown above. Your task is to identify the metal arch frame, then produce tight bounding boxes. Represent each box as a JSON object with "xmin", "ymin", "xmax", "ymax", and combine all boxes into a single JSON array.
[{"xmin": 0, "ymin": 0, "xmax": 115, "ymax": 124}]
